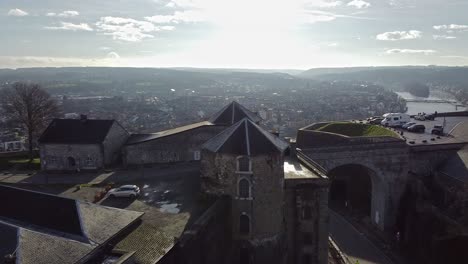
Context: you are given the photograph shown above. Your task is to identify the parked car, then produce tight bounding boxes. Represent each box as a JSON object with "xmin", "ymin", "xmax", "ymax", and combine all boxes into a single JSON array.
[
  {"xmin": 107, "ymin": 185, "xmax": 140, "ymax": 198},
  {"xmin": 425, "ymin": 114, "xmax": 435, "ymax": 121},
  {"xmin": 367, "ymin": 116, "xmax": 381, "ymax": 121},
  {"xmin": 369, "ymin": 117, "xmax": 384, "ymax": 124},
  {"xmin": 414, "ymin": 114, "xmax": 425, "ymax": 121},
  {"xmin": 402, "ymin": 122, "xmax": 416, "ymax": 129},
  {"xmin": 407, "ymin": 124, "xmax": 426, "ymax": 133},
  {"xmin": 431, "ymin": 125, "xmax": 444, "ymax": 135}
]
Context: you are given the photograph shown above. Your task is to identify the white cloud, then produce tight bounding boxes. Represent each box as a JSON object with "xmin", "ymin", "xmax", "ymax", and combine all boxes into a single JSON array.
[
  {"xmin": 386, "ymin": 49, "xmax": 436, "ymax": 54},
  {"xmin": 45, "ymin": 22, "xmax": 93, "ymax": 31},
  {"xmin": 440, "ymin": 55, "xmax": 468, "ymax": 59},
  {"xmin": 46, "ymin": 11, "xmax": 80, "ymax": 17},
  {"xmin": 434, "ymin": 24, "xmax": 468, "ymax": 31},
  {"xmin": 106, "ymin": 52, "xmax": 120, "ymax": 59},
  {"xmin": 96, "ymin": 16, "xmax": 174, "ymax": 42},
  {"xmin": 303, "ymin": 0, "xmax": 343, "ymax": 7},
  {"xmin": 302, "ymin": 10, "xmax": 339, "ymax": 23},
  {"xmin": 347, "ymin": 0, "xmax": 370, "ymax": 9},
  {"xmin": 376, "ymin": 30, "xmax": 422, "ymax": 41},
  {"xmin": 433, "ymin": 35, "xmax": 456, "ymax": 40},
  {"xmin": 7, "ymin": 8, "xmax": 29, "ymax": 17},
  {"xmin": 166, "ymin": 0, "xmax": 197, "ymax": 8},
  {"xmin": 0, "ymin": 55, "xmax": 127, "ymax": 68},
  {"xmin": 307, "ymin": 14, "xmax": 337, "ymax": 23},
  {"xmin": 145, "ymin": 10, "xmax": 206, "ymax": 24},
  {"xmin": 99, "ymin": 46, "xmax": 111, "ymax": 51},
  {"xmin": 327, "ymin": 42, "xmax": 339, "ymax": 47}
]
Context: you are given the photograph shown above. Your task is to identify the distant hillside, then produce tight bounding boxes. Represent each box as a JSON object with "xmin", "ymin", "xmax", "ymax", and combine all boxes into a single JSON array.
[
  {"xmin": 299, "ymin": 66, "xmax": 468, "ymax": 89},
  {"xmin": 0, "ymin": 67, "xmax": 304, "ymax": 96},
  {"xmin": 171, "ymin": 67, "xmax": 303, "ymax": 75}
]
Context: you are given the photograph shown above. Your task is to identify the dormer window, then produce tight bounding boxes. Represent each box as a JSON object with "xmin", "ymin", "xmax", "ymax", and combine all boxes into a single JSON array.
[{"xmin": 237, "ymin": 156, "xmax": 251, "ymax": 172}]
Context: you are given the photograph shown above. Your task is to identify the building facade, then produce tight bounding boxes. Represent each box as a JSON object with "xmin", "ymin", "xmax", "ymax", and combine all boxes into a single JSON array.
[
  {"xmin": 123, "ymin": 101, "xmax": 261, "ymax": 166},
  {"xmin": 201, "ymin": 118, "xmax": 328, "ymax": 264},
  {"xmin": 39, "ymin": 116, "xmax": 129, "ymax": 171}
]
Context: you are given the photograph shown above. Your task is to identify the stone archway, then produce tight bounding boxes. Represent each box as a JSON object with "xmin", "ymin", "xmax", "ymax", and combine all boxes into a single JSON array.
[
  {"xmin": 327, "ymin": 163, "xmax": 386, "ymax": 229},
  {"xmin": 67, "ymin": 157, "xmax": 76, "ymax": 169}
]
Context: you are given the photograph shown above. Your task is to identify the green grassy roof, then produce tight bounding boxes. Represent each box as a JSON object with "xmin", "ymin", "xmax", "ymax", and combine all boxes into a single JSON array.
[{"xmin": 316, "ymin": 122, "xmax": 399, "ymax": 138}]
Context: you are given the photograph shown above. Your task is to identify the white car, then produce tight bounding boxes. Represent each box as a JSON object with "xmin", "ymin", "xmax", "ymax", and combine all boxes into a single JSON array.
[{"xmin": 107, "ymin": 185, "xmax": 140, "ymax": 198}]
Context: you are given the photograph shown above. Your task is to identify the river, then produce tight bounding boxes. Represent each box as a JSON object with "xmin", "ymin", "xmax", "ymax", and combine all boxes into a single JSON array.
[{"xmin": 396, "ymin": 91, "xmax": 467, "ymax": 115}]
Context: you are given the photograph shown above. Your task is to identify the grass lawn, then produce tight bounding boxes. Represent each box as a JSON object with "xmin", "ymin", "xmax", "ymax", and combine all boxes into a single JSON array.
[
  {"xmin": 8, "ymin": 158, "xmax": 41, "ymax": 164},
  {"xmin": 0, "ymin": 156, "xmax": 41, "ymax": 170},
  {"xmin": 316, "ymin": 122, "xmax": 399, "ymax": 138}
]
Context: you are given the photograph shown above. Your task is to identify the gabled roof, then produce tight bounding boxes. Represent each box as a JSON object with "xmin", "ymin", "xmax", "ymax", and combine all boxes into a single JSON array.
[
  {"xmin": 203, "ymin": 118, "xmax": 288, "ymax": 155},
  {"xmin": 126, "ymin": 121, "xmax": 215, "ymax": 145},
  {"xmin": 209, "ymin": 101, "xmax": 261, "ymax": 126},
  {"xmin": 0, "ymin": 185, "xmax": 143, "ymax": 264},
  {"xmin": 38, "ymin": 118, "xmax": 117, "ymax": 144},
  {"xmin": 0, "ymin": 184, "xmax": 83, "ymax": 237}
]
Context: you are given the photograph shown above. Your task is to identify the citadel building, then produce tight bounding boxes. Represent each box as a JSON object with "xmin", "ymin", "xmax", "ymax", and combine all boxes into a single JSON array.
[
  {"xmin": 36, "ymin": 101, "xmax": 330, "ymax": 264},
  {"xmin": 33, "ymin": 101, "xmax": 468, "ymax": 264}
]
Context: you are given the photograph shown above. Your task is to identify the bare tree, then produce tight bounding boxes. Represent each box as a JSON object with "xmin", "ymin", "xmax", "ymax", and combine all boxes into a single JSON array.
[{"xmin": 1, "ymin": 82, "xmax": 59, "ymax": 161}]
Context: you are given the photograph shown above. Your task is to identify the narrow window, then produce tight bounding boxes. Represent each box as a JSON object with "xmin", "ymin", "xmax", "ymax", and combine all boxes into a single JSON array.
[
  {"xmin": 240, "ymin": 214, "xmax": 250, "ymax": 234},
  {"xmin": 302, "ymin": 205, "xmax": 312, "ymax": 220},
  {"xmin": 238, "ymin": 178, "xmax": 250, "ymax": 198},
  {"xmin": 194, "ymin": 151, "xmax": 201, "ymax": 160},
  {"xmin": 238, "ymin": 156, "xmax": 250, "ymax": 172}
]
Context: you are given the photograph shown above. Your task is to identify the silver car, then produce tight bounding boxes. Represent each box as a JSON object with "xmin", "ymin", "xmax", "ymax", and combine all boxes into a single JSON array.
[
  {"xmin": 107, "ymin": 185, "xmax": 140, "ymax": 198},
  {"xmin": 402, "ymin": 122, "xmax": 416, "ymax": 129}
]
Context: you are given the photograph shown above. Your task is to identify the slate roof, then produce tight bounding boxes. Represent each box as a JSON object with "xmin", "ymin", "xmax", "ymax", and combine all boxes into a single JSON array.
[
  {"xmin": 0, "ymin": 185, "xmax": 143, "ymax": 264},
  {"xmin": 38, "ymin": 118, "xmax": 116, "ymax": 144},
  {"xmin": 126, "ymin": 121, "xmax": 214, "ymax": 145},
  {"xmin": 0, "ymin": 185, "xmax": 83, "ymax": 237},
  {"xmin": 209, "ymin": 101, "xmax": 261, "ymax": 125},
  {"xmin": 203, "ymin": 118, "xmax": 289, "ymax": 155}
]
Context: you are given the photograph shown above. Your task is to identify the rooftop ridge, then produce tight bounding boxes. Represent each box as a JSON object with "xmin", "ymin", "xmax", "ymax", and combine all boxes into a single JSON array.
[
  {"xmin": 203, "ymin": 118, "xmax": 288, "ymax": 155},
  {"xmin": 209, "ymin": 101, "xmax": 261, "ymax": 125}
]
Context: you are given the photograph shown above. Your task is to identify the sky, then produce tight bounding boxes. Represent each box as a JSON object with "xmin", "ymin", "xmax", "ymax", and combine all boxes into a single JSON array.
[{"xmin": 1, "ymin": 0, "xmax": 468, "ymax": 69}]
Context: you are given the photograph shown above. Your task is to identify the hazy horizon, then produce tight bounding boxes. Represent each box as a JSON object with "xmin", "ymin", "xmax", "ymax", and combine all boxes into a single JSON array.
[{"xmin": 2, "ymin": 0, "xmax": 468, "ymax": 69}]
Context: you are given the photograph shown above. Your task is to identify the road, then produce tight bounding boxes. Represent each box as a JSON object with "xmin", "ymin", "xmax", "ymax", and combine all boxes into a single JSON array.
[{"xmin": 329, "ymin": 210, "xmax": 394, "ymax": 264}]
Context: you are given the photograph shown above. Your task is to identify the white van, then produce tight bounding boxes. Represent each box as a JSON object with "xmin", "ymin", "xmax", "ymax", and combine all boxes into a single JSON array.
[{"xmin": 381, "ymin": 113, "xmax": 411, "ymax": 127}]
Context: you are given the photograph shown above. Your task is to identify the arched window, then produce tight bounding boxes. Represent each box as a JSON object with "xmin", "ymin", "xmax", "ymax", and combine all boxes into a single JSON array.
[
  {"xmin": 240, "ymin": 214, "xmax": 250, "ymax": 234},
  {"xmin": 238, "ymin": 156, "xmax": 251, "ymax": 172},
  {"xmin": 238, "ymin": 178, "xmax": 250, "ymax": 198}
]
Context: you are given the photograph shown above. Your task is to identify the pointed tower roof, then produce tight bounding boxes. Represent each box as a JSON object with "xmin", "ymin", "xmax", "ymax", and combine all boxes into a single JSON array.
[
  {"xmin": 203, "ymin": 118, "xmax": 288, "ymax": 155},
  {"xmin": 209, "ymin": 101, "xmax": 262, "ymax": 126}
]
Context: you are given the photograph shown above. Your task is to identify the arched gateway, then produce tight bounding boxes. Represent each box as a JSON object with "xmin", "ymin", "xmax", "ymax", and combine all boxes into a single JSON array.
[
  {"xmin": 328, "ymin": 163, "xmax": 386, "ymax": 227},
  {"xmin": 296, "ymin": 122, "xmax": 410, "ymax": 231}
]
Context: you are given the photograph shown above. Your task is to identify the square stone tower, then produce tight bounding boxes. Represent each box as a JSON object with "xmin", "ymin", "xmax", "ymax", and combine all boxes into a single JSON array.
[{"xmin": 201, "ymin": 118, "xmax": 289, "ymax": 264}]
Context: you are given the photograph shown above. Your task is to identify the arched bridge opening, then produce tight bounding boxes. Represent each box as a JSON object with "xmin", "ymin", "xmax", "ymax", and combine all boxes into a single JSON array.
[{"xmin": 328, "ymin": 164, "xmax": 382, "ymax": 223}]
